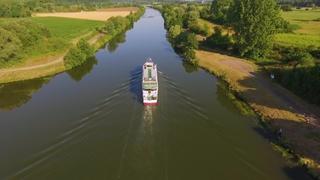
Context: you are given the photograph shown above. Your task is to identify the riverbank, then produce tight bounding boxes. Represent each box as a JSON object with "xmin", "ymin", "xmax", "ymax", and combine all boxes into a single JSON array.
[
  {"xmin": 0, "ymin": 7, "xmax": 144, "ymax": 84},
  {"xmin": 196, "ymin": 49, "xmax": 320, "ymax": 178}
]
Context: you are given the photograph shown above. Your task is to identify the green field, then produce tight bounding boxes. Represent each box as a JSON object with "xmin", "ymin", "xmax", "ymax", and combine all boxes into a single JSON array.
[
  {"xmin": 276, "ymin": 9, "xmax": 320, "ymax": 48},
  {"xmin": 31, "ymin": 17, "xmax": 104, "ymax": 41}
]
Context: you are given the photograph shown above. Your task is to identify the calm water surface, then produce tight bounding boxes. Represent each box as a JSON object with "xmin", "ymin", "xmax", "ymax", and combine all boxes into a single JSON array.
[{"xmin": 0, "ymin": 9, "xmax": 311, "ymax": 180}]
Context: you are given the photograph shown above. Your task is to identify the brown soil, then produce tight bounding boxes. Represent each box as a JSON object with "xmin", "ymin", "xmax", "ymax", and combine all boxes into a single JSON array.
[{"xmin": 196, "ymin": 49, "xmax": 320, "ymax": 176}]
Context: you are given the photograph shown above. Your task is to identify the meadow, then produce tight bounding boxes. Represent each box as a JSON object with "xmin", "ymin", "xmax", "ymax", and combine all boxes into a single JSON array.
[
  {"xmin": 31, "ymin": 17, "xmax": 104, "ymax": 41},
  {"xmin": 275, "ymin": 9, "xmax": 320, "ymax": 48}
]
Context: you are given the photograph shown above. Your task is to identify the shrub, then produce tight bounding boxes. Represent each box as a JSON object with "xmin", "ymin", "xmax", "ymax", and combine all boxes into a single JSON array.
[
  {"xmin": 188, "ymin": 19, "xmax": 211, "ymax": 37},
  {"xmin": 281, "ymin": 5, "xmax": 293, "ymax": 11},
  {"xmin": 205, "ymin": 26, "xmax": 232, "ymax": 50},
  {"xmin": 282, "ymin": 47, "xmax": 315, "ymax": 67},
  {"xmin": 0, "ymin": 28, "xmax": 22, "ymax": 63},
  {"xmin": 1, "ymin": 20, "xmax": 50, "ymax": 47},
  {"xmin": 169, "ymin": 25, "xmax": 182, "ymax": 39},
  {"xmin": 64, "ymin": 39, "xmax": 94, "ymax": 69},
  {"xmin": 273, "ymin": 66, "xmax": 320, "ymax": 105}
]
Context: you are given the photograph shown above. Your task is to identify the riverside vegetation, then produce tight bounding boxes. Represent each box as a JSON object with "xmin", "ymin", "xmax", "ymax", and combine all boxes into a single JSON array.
[
  {"xmin": 0, "ymin": 5, "xmax": 144, "ymax": 83},
  {"xmin": 64, "ymin": 7, "xmax": 145, "ymax": 69},
  {"xmin": 156, "ymin": 0, "xmax": 320, "ymax": 178}
]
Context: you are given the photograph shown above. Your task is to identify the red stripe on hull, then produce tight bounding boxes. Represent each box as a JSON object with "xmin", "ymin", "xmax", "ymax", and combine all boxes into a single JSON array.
[{"xmin": 143, "ymin": 102, "xmax": 158, "ymax": 106}]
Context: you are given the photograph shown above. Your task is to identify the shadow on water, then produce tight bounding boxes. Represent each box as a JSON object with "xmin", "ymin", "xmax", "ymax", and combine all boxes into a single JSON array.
[
  {"xmin": 0, "ymin": 77, "xmax": 52, "ymax": 111},
  {"xmin": 182, "ymin": 61, "xmax": 198, "ymax": 74},
  {"xmin": 67, "ymin": 57, "xmax": 98, "ymax": 82},
  {"xmin": 129, "ymin": 66, "xmax": 143, "ymax": 104}
]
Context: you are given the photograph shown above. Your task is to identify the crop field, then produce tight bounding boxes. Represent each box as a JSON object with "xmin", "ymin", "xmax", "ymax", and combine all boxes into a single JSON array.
[
  {"xmin": 33, "ymin": 7, "xmax": 138, "ymax": 21},
  {"xmin": 31, "ymin": 17, "xmax": 104, "ymax": 41},
  {"xmin": 275, "ymin": 9, "xmax": 320, "ymax": 47}
]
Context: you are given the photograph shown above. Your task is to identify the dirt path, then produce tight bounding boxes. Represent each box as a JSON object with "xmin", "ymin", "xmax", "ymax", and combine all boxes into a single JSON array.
[{"xmin": 196, "ymin": 50, "xmax": 320, "ymax": 175}]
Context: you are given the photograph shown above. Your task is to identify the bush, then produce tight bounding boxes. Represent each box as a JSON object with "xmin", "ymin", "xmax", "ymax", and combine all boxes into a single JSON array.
[
  {"xmin": 64, "ymin": 39, "xmax": 94, "ymax": 69},
  {"xmin": 205, "ymin": 26, "xmax": 232, "ymax": 50},
  {"xmin": 281, "ymin": 4, "xmax": 293, "ymax": 11},
  {"xmin": 168, "ymin": 25, "xmax": 182, "ymax": 39},
  {"xmin": 1, "ymin": 20, "xmax": 50, "ymax": 47},
  {"xmin": 0, "ymin": 28, "xmax": 22, "ymax": 63},
  {"xmin": 188, "ymin": 19, "xmax": 211, "ymax": 37},
  {"xmin": 273, "ymin": 66, "xmax": 320, "ymax": 105},
  {"xmin": 279, "ymin": 47, "xmax": 315, "ymax": 67}
]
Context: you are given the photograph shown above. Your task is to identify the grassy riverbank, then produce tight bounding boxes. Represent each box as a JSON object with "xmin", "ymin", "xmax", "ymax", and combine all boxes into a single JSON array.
[
  {"xmin": 196, "ymin": 50, "xmax": 320, "ymax": 178},
  {"xmin": 155, "ymin": 4, "xmax": 320, "ymax": 178},
  {"xmin": 0, "ymin": 7, "xmax": 144, "ymax": 84}
]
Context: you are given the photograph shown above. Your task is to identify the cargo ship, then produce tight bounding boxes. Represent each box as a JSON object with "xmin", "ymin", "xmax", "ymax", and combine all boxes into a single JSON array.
[{"xmin": 142, "ymin": 58, "xmax": 158, "ymax": 105}]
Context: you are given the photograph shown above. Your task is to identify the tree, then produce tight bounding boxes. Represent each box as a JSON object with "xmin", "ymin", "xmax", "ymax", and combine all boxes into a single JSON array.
[
  {"xmin": 169, "ymin": 25, "xmax": 182, "ymax": 39},
  {"xmin": 206, "ymin": 26, "xmax": 232, "ymax": 50},
  {"xmin": 183, "ymin": 10, "xmax": 200, "ymax": 28},
  {"xmin": 232, "ymin": 0, "xmax": 282, "ymax": 59},
  {"xmin": 0, "ymin": 28, "xmax": 22, "ymax": 62},
  {"xmin": 211, "ymin": 0, "xmax": 233, "ymax": 24}
]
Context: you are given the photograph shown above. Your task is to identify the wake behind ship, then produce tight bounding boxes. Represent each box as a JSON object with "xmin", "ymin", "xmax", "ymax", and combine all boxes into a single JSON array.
[{"xmin": 142, "ymin": 58, "xmax": 158, "ymax": 105}]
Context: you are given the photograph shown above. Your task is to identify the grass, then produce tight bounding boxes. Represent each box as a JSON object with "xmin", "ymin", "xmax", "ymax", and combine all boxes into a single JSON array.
[
  {"xmin": 274, "ymin": 33, "xmax": 320, "ymax": 48},
  {"xmin": 31, "ymin": 17, "xmax": 104, "ymax": 41},
  {"xmin": 0, "ymin": 17, "xmax": 104, "ymax": 69},
  {"xmin": 277, "ymin": 9, "xmax": 320, "ymax": 48}
]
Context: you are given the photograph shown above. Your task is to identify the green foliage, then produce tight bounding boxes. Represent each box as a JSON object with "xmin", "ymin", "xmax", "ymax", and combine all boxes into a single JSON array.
[
  {"xmin": 232, "ymin": 0, "xmax": 282, "ymax": 59},
  {"xmin": 168, "ymin": 25, "xmax": 182, "ymax": 39},
  {"xmin": 205, "ymin": 26, "xmax": 232, "ymax": 50},
  {"xmin": 175, "ymin": 32, "xmax": 199, "ymax": 63},
  {"xmin": 272, "ymin": 65, "xmax": 320, "ymax": 105},
  {"xmin": 188, "ymin": 19, "xmax": 211, "ymax": 37},
  {"xmin": 99, "ymin": 16, "xmax": 130, "ymax": 35},
  {"xmin": 0, "ymin": 28, "xmax": 22, "ymax": 63},
  {"xmin": 0, "ymin": 19, "xmax": 56, "ymax": 65},
  {"xmin": 183, "ymin": 10, "xmax": 200, "ymax": 28},
  {"xmin": 210, "ymin": 0, "xmax": 233, "ymax": 24},
  {"xmin": 64, "ymin": 39, "xmax": 94, "ymax": 69},
  {"xmin": 281, "ymin": 4, "xmax": 293, "ymax": 11},
  {"xmin": 284, "ymin": 48, "xmax": 315, "ymax": 67},
  {"xmin": 162, "ymin": 5, "xmax": 186, "ymax": 28},
  {"xmin": 0, "ymin": 0, "xmax": 31, "ymax": 17},
  {"xmin": 1, "ymin": 20, "xmax": 51, "ymax": 47}
]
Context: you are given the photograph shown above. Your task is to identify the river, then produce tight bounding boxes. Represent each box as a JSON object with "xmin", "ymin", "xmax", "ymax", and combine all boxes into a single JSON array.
[{"xmin": 0, "ymin": 8, "xmax": 311, "ymax": 180}]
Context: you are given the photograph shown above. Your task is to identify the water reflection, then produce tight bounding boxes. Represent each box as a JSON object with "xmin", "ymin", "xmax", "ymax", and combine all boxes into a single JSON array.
[
  {"xmin": 67, "ymin": 57, "xmax": 98, "ymax": 82},
  {"xmin": 106, "ymin": 32, "xmax": 127, "ymax": 53},
  {"xmin": 0, "ymin": 77, "xmax": 51, "ymax": 111},
  {"xmin": 182, "ymin": 61, "xmax": 198, "ymax": 73}
]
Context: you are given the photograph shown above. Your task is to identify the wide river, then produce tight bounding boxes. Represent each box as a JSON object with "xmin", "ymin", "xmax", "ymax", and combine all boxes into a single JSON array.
[{"xmin": 0, "ymin": 9, "xmax": 311, "ymax": 180}]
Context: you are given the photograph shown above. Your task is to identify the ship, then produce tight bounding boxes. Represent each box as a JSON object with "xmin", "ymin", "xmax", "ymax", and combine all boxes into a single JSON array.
[{"xmin": 142, "ymin": 58, "xmax": 158, "ymax": 105}]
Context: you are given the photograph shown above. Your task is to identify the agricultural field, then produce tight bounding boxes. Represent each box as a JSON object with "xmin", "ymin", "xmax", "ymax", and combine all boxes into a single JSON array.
[
  {"xmin": 31, "ymin": 17, "xmax": 104, "ymax": 41},
  {"xmin": 275, "ymin": 9, "xmax": 320, "ymax": 48},
  {"xmin": 33, "ymin": 7, "xmax": 138, "ymax": 21}
]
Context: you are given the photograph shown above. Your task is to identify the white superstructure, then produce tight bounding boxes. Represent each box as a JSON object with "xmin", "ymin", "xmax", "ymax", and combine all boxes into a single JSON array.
[{"xmin": 142, "ymin": 58, "xmax": 158, "ymax": 105}]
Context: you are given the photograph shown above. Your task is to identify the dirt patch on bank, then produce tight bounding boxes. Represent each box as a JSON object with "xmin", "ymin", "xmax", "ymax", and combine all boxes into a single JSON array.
[
  {"xmin": 33, "ymin": 7, "xmax": 138, "ymax": 21},
  {"xmin": 196, "ymin": 49, "xmax": 320, "ymax": 176}
]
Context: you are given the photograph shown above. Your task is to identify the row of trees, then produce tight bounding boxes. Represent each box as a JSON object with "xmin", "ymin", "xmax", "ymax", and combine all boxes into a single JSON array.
[{"xmin": 157, "ymin": 5, "xmax": 206, "ymax": 64}]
